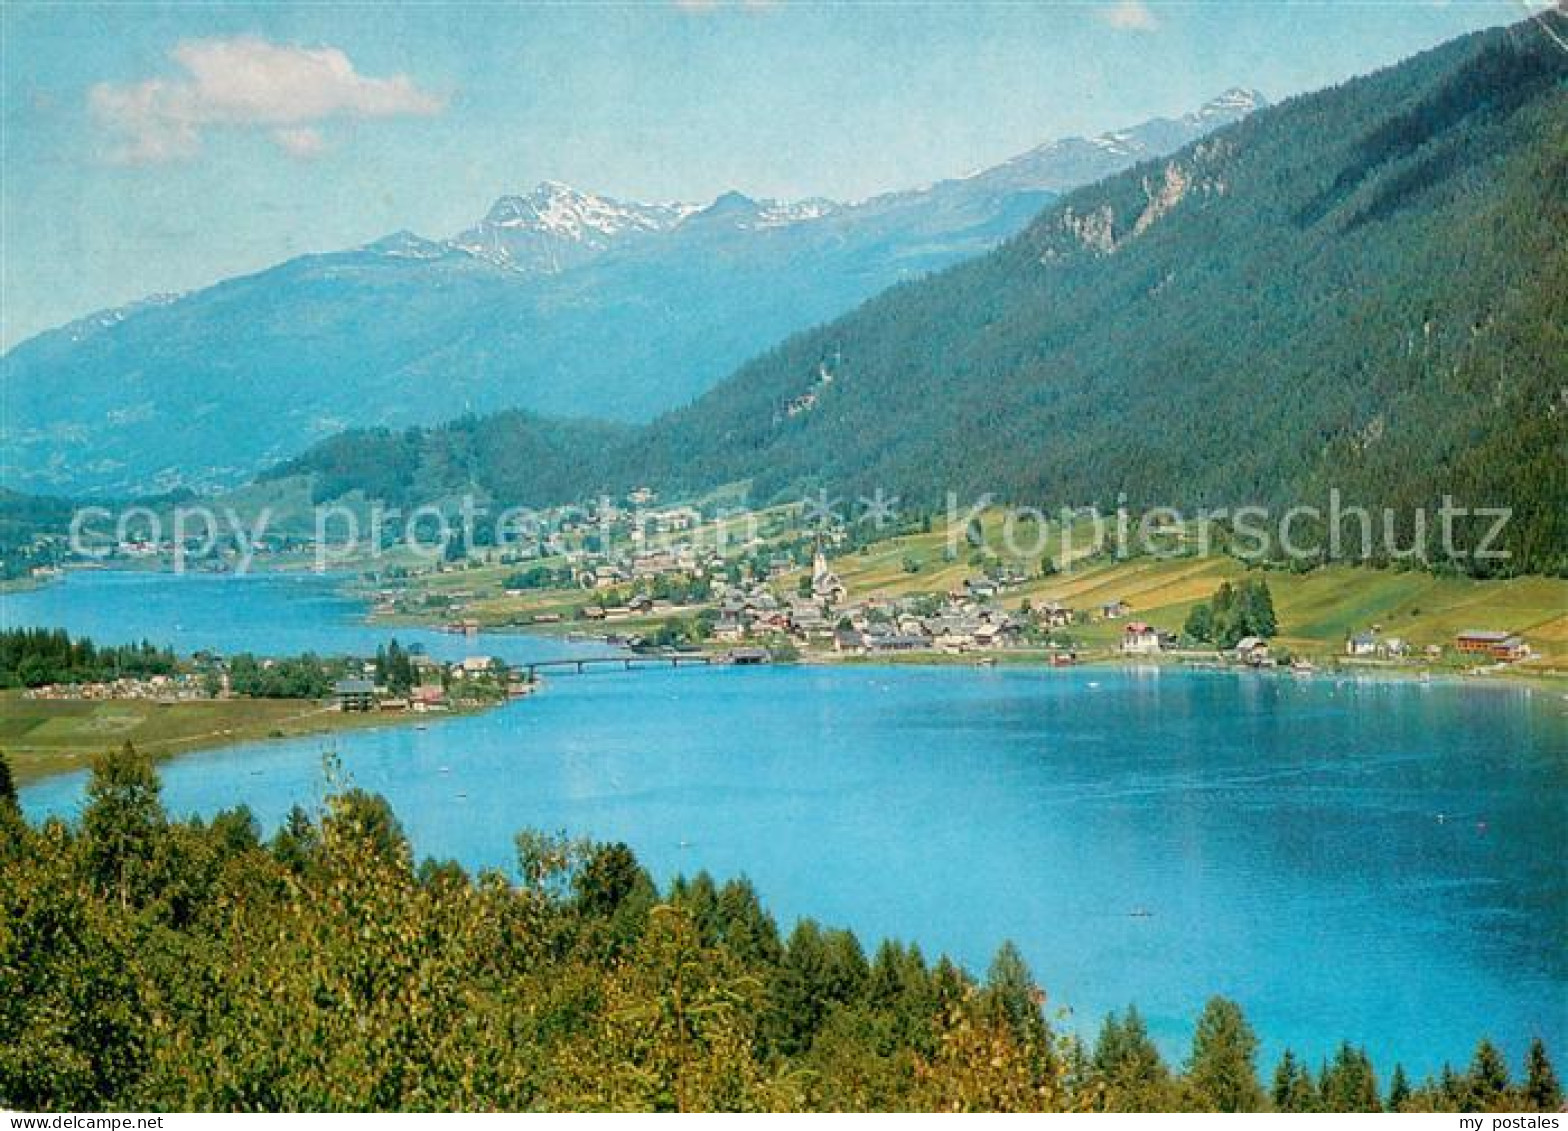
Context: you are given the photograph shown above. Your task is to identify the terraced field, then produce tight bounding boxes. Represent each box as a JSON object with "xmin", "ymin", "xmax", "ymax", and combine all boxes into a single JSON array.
[{"xmin": 828, "ymin": 522, "xmax": 1567, "ymax": 667}]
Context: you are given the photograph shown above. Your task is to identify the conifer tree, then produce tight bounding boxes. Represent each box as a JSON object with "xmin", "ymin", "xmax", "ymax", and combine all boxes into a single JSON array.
[
  {"xmin": 1388, "ymin": 1063, "xmax": 1412, "ymax": 1111},
  {"xmin": 1271, "ymin": 1049, "xmax": 1318, "ymax": 1112},
  {"xmin": 1524, "ymin": 1039, "xmax": 1562, "ymax": 1112},
  {"xmin": 1185, "ymin": 997, "xmax": 1265, "ymax": 1112},
  {"xmin": 1094, "ymin": 1006, "xmax": 1171, "ymax": 1111},
  {"xmin": 1320, "ymin": 1042, "xmax": 1380, "ymax": 1111},
  {"xmin": 1466, "ymin": 1039, "xmax": 1511, "ymax": 1110},
  {"xmin": 981, "ymin": 942, "xmax": 1057, "ymax": 1090}
]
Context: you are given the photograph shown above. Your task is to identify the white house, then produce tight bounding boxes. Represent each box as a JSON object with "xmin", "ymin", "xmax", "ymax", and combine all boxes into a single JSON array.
[
  {"xmin": 1347, "ymin": 632, "xmax": 1378, "ymax": 657},
  {"xmin": 1233, "ymin": 637, "xmax": 1271, "ymax": 665},
  {"xmin": 1121, "ymin": 621, "xmax": 1163, "ymax": 655}
]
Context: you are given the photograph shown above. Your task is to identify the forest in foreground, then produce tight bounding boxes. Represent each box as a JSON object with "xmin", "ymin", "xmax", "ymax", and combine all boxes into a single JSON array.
[{"xmin": 0, "ymin": 746, "xmax": 1560, "ymax": 1113}]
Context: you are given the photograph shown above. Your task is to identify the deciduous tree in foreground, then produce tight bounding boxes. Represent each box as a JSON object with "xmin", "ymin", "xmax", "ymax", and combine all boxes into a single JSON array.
[{"xmin": 0, "ymin": 748, "xmax": 1558, "ymax": 1112}]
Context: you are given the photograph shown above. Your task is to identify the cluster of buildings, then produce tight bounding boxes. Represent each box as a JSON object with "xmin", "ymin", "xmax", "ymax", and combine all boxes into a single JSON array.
[
  {"xmin": 580, "ymin": 593, "xmax": 701, "ymax": 623},
  {"xmin": 23, "ymin": 652, "xmax": 540, "ymax": 713},
  {"xmin": 385, "ymin": 511, "xmax": 1542, "ymax": 673},
  {"xmin": 781, "ymin": 359, "xmax": 838, "ymax": 419},
  {"xmin": 710, "ymin": 552, "xmax": 1050, "ymax": 655},
  {"xmin": 334, "ymin": 654, "xmax": 525, "ymax": 713},
  {"xmin": 575, "ymin": 542, "xmax": 719, "ymax": 590},
  {"xmin": 830, "ymin": 603, "xmax": 1033, "ymax": 656},
  {"xmin": 1344, "ymin": 628, "xmax": 1531, "ymax": 664},
  {"xmin": 1346, "ymin": 630, "xmax": 1413, "ymax": 660},
  {"xmin": 1117, "ymin": 621, "xmax": 1274, "ymax": 665},
  {"xmin": 23, "ymin": 672, "xmax": 209, "ymax": 702},
  {"xmin": 701, "ymin": 552, "xmax": 1250, "ymax": 663}
]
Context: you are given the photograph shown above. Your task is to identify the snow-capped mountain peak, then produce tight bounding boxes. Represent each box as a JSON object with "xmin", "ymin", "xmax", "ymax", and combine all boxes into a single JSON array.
[
  {"xmin": 489, "ymin": 181, "xmax": 688, "ymax": 238},
  {"xmin": 967, "ymin": 88, "xmax": 1266, "ymax": 194},
  {"xmin": 362, "ymin": 230, "xmax": 452, "ymax": 260},
  {"xmin": 1190, "ymin": 87, "xmax": 1267, "ymax": 123},
  {"xmin": 8, "ymin": 82, "xmax": 1276, "ymax": 497},
  {"xmin": 445, "ymin": 88, "xmax": 1265, "ymax": 276},
  {"xmin": 452, "ymin": 182, "xmax": 699, "ymax": 272},
  {"xmin": 453, "ymin": 181, "xmax": 846, "ymax": 269},
  {"xmin": 684, "ymin": 191, "xmax": 843, "ymax": 231},
  {"xmin": 755, "ymin": 197, "xmax": 841, "ymax": 228}
]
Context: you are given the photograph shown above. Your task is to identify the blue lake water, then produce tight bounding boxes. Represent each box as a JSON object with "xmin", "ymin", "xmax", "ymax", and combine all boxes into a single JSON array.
[{"xmin": 6, "ymin": 570, "xmax": 1566, "ymax": 1077}]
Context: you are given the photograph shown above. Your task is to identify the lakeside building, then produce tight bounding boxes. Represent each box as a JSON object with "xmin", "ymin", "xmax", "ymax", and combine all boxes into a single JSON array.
[
  {"xmin": 1121, "ymin": 622, "xmax": 1164, "ymax": 655},
  {"xmin": 1454, "ymin": 630, "xmax": 1528, "ymax": 660},
  {"xmin": 1347, "ymin": 632, "xmax": 1379, "ymax": 656},
  {"xmin": 1348, "ymin": 630, "xmax": 1414, "ymax": 660},
  {"xmin": 1233, "ymin": 637, "xmax": 1272, "ymax": 666},
  {"xmin": 412, "ymin": 684, "xmax": 448, "ymax": 712},
  {"xmin": 334, "ymin": 678, "xmax": 377, "ymax": 712}
]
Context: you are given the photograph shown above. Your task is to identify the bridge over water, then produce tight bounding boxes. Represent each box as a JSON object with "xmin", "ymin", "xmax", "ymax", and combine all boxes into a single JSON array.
[{"xmin": 519, "ymin": 651, "xmax": 769, "ymax": 681}]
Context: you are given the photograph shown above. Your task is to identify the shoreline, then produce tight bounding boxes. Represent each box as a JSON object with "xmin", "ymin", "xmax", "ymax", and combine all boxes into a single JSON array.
[
  {"xmin": 10, "ymin": 566, "xmax": 1563, "ymax": 792},
  {"xmin": 804, "ymin": 651, "xmax": 1568, "ymax": 701},
  {"xmin": 354, "ymin": 600, "xmax": 1568, "ymax": 686},
  {"xmin": 6, "ymin": 692, "xmax": 501, "ymax": 789},
  {"xmin": 23, "ymin": 561, "xmax": 1566, "ymax": 685},
  {"xmin": 19, "ymin": 644, "xmax": 1557, "ymax": 793},
  {"xmin": 357, "ymin": 594, "xmax": 1568, "ymax": 691},
  {"xmin": 482, "ymin": 619, "xmax": 1568, "ymax": 686}
]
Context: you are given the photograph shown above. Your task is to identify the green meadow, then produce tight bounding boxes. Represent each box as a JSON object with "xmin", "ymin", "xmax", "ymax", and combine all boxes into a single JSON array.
[{"xmin": 0, "ymin": 692, "xmax": 456, "ymax": 786}]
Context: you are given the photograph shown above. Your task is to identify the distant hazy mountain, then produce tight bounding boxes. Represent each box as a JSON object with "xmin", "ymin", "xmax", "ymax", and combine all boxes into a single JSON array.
[
  {"xmin": 275, "ymin": 19, "xmax": 1567, "ymax": 572},
  {"xmin": 0, "ymin": 91, "xmax": 1262, "ymax": 497}
]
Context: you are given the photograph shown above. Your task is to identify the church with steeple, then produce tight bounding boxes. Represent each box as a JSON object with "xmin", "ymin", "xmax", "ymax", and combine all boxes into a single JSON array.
[{"xmin": 811, "ymin": 544, "xmax": 847, "ymax": 605}]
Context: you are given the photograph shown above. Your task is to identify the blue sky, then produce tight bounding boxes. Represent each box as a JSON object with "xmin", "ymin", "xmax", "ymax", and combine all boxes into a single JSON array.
[{"xmin": 0, "ymin": 1, "xmax": 1532, "ymax": 348}]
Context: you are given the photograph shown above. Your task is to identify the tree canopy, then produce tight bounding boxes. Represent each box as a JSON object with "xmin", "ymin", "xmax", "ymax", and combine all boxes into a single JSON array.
[{"xmin": 0, "ymin": 748, "xmax": 1557, "ymax": 1112}]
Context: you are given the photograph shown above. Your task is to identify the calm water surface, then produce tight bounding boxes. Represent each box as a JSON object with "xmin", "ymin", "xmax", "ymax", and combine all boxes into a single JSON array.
[{"xmin": 7, "ymin": 570, "xmax": 1566, "ymax": 1075}]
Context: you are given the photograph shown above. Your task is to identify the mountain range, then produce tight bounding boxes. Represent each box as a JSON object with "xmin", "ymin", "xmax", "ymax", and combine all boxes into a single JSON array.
[
  {"xmin": 0, "ymin": 90, "xmax": 1264, "ymax": 497},
  {"xmin": 269, "ymin": 15, "xmax": 1568, "ymax": 573}
]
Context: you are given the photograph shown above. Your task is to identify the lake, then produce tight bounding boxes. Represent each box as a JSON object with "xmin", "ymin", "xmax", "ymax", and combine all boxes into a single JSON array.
[{"xmin": 7, "ymin": 569, "xmax": 1566, "ymax": 1077}]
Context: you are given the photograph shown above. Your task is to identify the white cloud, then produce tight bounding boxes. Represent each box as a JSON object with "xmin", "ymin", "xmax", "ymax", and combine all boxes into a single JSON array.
[
  {"xmin": 1101, "ymin": 0, "xmax": 1160, "ymax": 32},
  {"xmin": 270, "ymin": 126, "xmax": 328, "ymax": 160},
  {"xmin": 89, "ymin": 36, "xmax": 444, "ymax": 164}
]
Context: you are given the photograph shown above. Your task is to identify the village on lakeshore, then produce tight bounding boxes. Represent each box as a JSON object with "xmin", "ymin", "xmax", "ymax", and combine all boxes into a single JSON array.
[
  {"xmin": 7, "ymin": 481, "xmax": 1560, "ymax": 686},
  {"xmin": 0, "ymin": 628, "xmax": 546, "ymax": 784},
  {"xmin": 16, "ymin": 646, "xmax": 531, "ymax": 714},
  {"xmin": 312, "ymin": 487, "xmax": 1559, "ymax": 680}
]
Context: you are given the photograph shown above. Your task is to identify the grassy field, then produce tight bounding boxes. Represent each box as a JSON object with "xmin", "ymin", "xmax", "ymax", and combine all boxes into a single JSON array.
[
  {"xmin": 844, "ymin": 553, "xmax": 1566, "ymax": 665},
  {"xmin": 0, "ymin": 693, "xmax": 454, "ymax": 786},
  {"xmin": 804, "ymin": 512, "xmax": 1567, "ymax": 668}
]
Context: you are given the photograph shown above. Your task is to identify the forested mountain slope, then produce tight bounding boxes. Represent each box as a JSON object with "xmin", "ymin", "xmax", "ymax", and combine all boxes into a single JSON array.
[{"xmin": 275, "ymin": 15, "xmax": 1568, "ymax": 571}]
